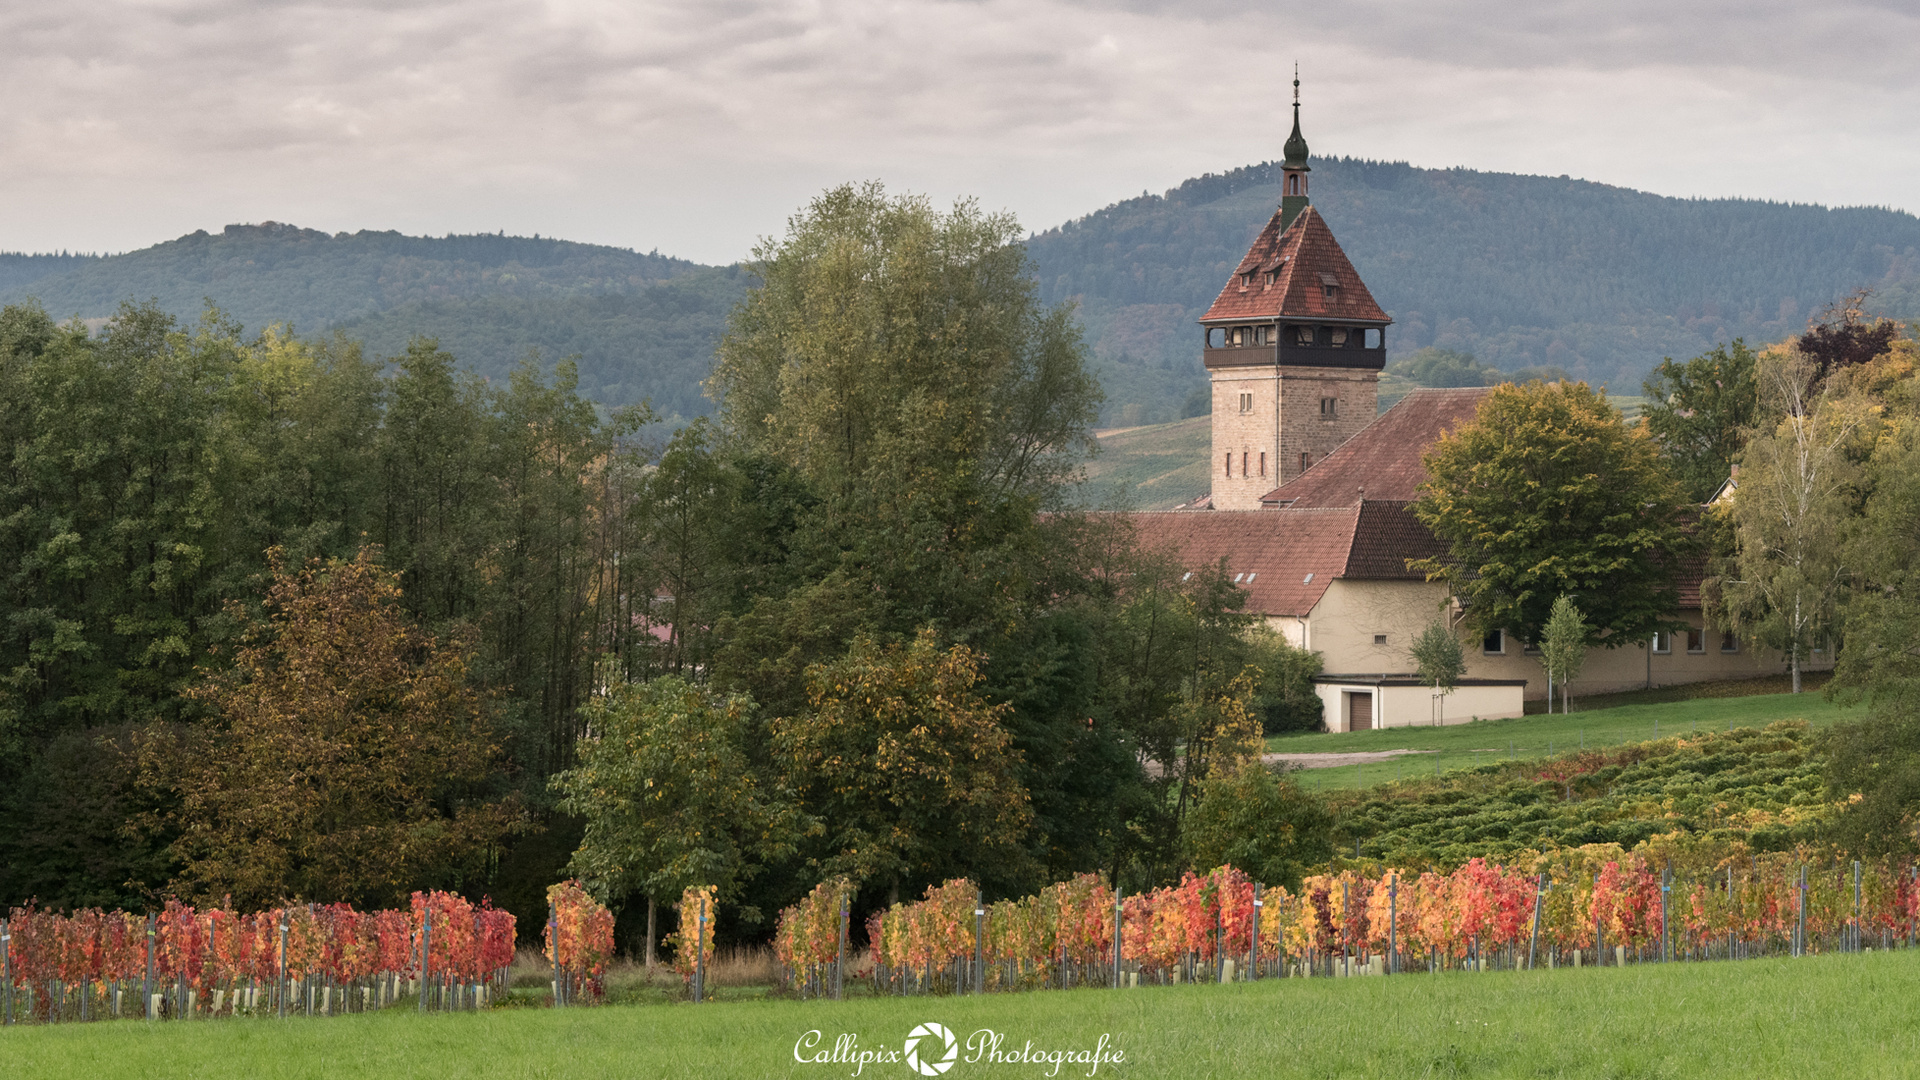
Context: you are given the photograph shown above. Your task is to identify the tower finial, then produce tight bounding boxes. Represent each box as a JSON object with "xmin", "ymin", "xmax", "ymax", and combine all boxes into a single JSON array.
[{"xmin": 1279, "ymin": 65, "xmax": 1311, "ymax": 227}]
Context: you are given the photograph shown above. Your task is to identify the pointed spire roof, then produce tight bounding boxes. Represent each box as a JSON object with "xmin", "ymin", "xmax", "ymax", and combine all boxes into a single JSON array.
[
  {"xmin": 1199, "ymin": 206, "xmax": 1391, "ymax": 324},
  {"xmin": 1283, "ymin": 66, "xmax": 1309, "ymax": 170}
]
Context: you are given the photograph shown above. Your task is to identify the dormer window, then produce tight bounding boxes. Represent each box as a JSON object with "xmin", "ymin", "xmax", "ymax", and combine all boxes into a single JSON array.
[
  {"xmin": 1240, "ymin": 272, "xmax": 1254, "ymax": 289},
  {"xmin": 1320, "ymin": 272, "xmax": 1340, "ymax": 300}
]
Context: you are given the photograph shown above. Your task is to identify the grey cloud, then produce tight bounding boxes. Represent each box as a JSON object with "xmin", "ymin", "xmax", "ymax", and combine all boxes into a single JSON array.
[{"xmin": 0, "ymin": 0, "xmax": 1914, "ymax": 264}]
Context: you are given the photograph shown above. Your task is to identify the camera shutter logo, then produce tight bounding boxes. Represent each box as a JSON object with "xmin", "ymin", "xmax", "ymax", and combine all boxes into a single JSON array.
[{"xmin": 903, "ymin": 1021, "xmax": 958, "ymax": 1076}]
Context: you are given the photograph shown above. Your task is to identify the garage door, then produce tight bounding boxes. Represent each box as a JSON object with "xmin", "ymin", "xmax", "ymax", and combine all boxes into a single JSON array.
[{"xmin": 1350, "ymin": 692, "xmax": 1373, "ymax": 731}]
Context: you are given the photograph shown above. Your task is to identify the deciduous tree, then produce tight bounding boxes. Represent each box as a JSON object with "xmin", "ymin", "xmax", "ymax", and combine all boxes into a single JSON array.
[
  {"xmin": 157, "ymin": 546, "xmax": 517, "ymax": 909},
  {"xmin": 551, "ymin": 674, "xmax": 806, "ymax": 955},
  {"xmin": 1411, "ymin": 380, "xmax": 1689, "ymax": 650},
  {"xmin": 1641, "ymin": 340, "xmax": 1759, "ymax": 503},
  {"xmin": 773, "ymin": 629, "xmax": 1035, "ymax": 900}
]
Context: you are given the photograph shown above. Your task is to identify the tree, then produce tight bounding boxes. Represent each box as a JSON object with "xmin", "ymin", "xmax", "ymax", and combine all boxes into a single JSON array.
[
  {"xmin": 551, "ymin": 675, "xmax": 806, "ymax": 959},
  {"xmin": 1539, "ymin": 594, "xmax": 1587, "ymax": 714},
  {"xmin": 1411, "ymin": 380, "xmax": 1690, "ymax": 650},
  {"xmin": 1714, "ymin": 347, "xmax": 1874, "ymax": 692},
  {"xmin": 1796, "ymin": 289, "xmax": 1899, "ymax": 393},
  {"xmin": 1180, "ymin": 765, "xmax": 1332, "ymax": 891},
  {"xmin": 157, "ymin": 547, "xmax": 518, "ymax": 909},
  {"xmin": 1641, "ymin": 340, "xmax": 1759, "ymax": 503},
  {"xmin": 1244, "ymin": 625, "xmax": 1324, "ymax": 734},
  {"xmin": 773, "ymin": 629, "xmax": 1036, "ymax": 900},
  {"xmin": 1408, "ymin": 621, "xmax": 1465, "ymax": 725}
]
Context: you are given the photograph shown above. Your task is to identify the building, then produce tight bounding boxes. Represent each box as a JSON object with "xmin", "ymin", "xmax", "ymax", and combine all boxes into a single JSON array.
[{"xmin": 1137, "ymin": 89, "xmax": 1824, "ymax": 731}]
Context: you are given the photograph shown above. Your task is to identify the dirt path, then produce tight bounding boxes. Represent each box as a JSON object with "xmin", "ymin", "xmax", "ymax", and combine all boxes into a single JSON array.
[{"xmin": 1264, "ymin": 749, "xmax": 1436, "ymax": 770}]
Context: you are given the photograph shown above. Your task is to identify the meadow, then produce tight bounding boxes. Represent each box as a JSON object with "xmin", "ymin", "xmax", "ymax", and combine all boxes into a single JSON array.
[
  {"xmin": 1269, "ymin": 686, "xmax": 1855, "ymax": 792},
  {"xmin": 4, "ymin": 948, "xmax": 1915, "ymax": 1079}
]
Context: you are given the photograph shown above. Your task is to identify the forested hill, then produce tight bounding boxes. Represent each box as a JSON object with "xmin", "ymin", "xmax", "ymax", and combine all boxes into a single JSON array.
[
  {"xmin": 1029, "ymin": 157, "xmax": 1920, "ymax": 426},
  {"xmin": 7, "ymin": 164, "xmax": 1920, "ymax": 426},
  {"xmin": 0, "ymin": 222, "xmax": 739, "ymax": 419}
]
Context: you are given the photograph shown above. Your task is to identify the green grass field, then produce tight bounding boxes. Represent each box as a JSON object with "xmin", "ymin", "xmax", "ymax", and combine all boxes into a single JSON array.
[
  {"xmin": 1268, "ymin": 689, "xmax": 1856, "ymax": 792},
  {"xmin": 5, "ymin": 949, "xmax": 1915, "ymax": 1078}
]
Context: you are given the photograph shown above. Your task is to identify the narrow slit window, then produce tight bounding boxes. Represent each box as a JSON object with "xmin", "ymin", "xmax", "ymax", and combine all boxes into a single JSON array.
[
  {"xmin": 1259, "ymin": 452, "xmax": 1266, "ymax": 477},
  {"xmin": 1298, "ymin": 451, "xmax": 1311, "ymax": 473},
  {"xmin": 1224, "ymin": 453, "xmax": 1232, "ymax": 477}
]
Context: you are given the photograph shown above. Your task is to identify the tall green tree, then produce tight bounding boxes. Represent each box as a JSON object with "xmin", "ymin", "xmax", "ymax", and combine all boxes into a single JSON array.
[
  {"xmin": 1641, "ymin": 340, "xmax": 1759, "ymax": 503},
  {"xmin": 1411, "ymin": 380, "xmax": 1690, "ymax": 650}
]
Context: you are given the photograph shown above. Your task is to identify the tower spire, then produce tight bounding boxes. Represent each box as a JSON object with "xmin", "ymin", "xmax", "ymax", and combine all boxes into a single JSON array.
[{"xmin": 1279, "ymin": 66, "xmax": 1311, "ymax": 228}]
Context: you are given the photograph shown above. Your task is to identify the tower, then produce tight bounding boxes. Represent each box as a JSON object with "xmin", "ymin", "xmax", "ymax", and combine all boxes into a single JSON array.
[{"xmin": 1199, "ymin": 77, "xmax": 1392, "ymax": 511}]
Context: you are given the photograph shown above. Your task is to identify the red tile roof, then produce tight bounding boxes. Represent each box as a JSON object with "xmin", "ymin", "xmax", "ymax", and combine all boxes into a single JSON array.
[
  {"xmin": 1131, "ymin": 508, "xmax": 1359, "ymax": 616},
  {"xmin": 1345, "ymin": 501, "xmax": 1446, "ymax": 579},
  {"xmin": 1199, "ymin": 206, "xmax": 1391, "ymax": 325},
  {"xmin": 1130, "ymin": 502, "xmax": 1444, "ymax": 616},
  {"xmin": 1262, "ymin": 387, "xmax": 1491, "ymax": 508}
]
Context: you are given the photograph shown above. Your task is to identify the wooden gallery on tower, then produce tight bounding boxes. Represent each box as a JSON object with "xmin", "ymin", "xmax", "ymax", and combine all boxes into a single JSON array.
[{"xmin": 1135, "ymin": 89, "xmax": 1820, "ymax": 731}]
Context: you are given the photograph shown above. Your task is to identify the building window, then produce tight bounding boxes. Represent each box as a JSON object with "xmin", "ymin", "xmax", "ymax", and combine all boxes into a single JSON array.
[
  {"xmin": 1224, "ymin": 453, "xmax": 1232, "ymax": 477},
  {"xmin": 1297, "ymin": 325, "xmax": 1314, "ymax": 345},
  {"xmin": 1241, "ymin": 452, "xmax": 1248, "ymax": 477},
  {"xmin": 1259, "ymin": 451, "xmax": 1267, "ymax": 477},
  {"xmin": 1373, "ymin": 634, "xmax": 1388, "ymax": 646},
  {"xmin": 1331, "ymin": 328, "xmax": 1349, "ymax": 346},
  {"xmin": 1240, "ymin": 274, "xmax": 1253, "ymax": 290},
  {"xmin": 1652, "ymin": 631, "xmax": 1671, "ymax": 654},
  {"xmin": 1522, "ymin": 638, "xmax": 1541, "ymax": 655},
  {"xmin": 1240, "ymin": 392, "xmax": 1254, "ymax": 413},
  {"xmin": 1686, "ymin": 629, "xmax": 1706, "ymax": 654},
  {"xmin": 1299, "ymin": 451, "xmax": 1311, "ymax": 472},
  {"xmin": 1721, "ymin": 630, "xmax": 1739, "ymax": 653},
  {"xmin": 1320, "ymin": 397, "xmax": 1337, "ymax": 419},
  {"xmin": 1483, "ymin": 629, "xmax": 1505, "ymax": 655}
]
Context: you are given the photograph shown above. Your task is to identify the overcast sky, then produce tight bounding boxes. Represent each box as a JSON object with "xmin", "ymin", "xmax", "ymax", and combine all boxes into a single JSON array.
[{"xmin": 4, "ymin": 0, "xmax": 1918, "ymax": 265}]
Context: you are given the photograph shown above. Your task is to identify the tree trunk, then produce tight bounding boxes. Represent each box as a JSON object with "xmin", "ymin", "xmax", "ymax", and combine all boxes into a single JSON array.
[
  {"xmin": 646, "ymin": 897, "xmax": 656, "ymax": 971},
  {"xmin": 1792, "ymin": 646, "xmax": 1802, "ymax": 694}
]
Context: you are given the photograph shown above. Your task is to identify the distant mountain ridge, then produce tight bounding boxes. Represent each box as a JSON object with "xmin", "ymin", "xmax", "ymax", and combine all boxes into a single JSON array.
[
  {"xmin": 1029, "ymin": 157, "xmax": 1920, "ymax": 425},
  {"xmin": 5, "ymin": 161, "xmax": 1918, "ymax": 426}
]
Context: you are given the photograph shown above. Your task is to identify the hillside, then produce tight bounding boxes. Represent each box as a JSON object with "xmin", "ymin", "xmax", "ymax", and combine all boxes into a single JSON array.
[
  {"xmin": 1081, "ymin": 416, "xmax": 1210, "ymax": 509},
  {"xmin": 1031, "ymin": 157, "xmax": 1920, "ymax": 427},
  {"xmin": 6, "ymin": 162, "xmax": 1919, "ymax": 425},
  {"xmin": 328, "ymin": 266, "xmax": 747, "ymax": 420}
]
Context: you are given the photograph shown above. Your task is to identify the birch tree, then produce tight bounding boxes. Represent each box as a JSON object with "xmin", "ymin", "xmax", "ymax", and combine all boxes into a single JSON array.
[{"xmin": 1715, "ymin": 347, "xmax": 1872, "ymax": 692}]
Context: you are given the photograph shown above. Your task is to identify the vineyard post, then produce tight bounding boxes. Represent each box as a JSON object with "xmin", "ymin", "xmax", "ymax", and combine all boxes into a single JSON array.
[
  {"xmin": 420, "ymin": 909, "xmax": 433, "ymax": 1013},
  {"xmin": 548, "ymin": 901, "xmax": 560, "ymax": 1009},
  {"xmin": 2, "ymin": 917, "xmax": 10, "ymax": 1026},
  {"xmin": 1796, "ymin": 865, "xmax": 1806, "ymax": 957},
  {"xmin": 973, "ymin": 890, "xmax": 984, "ymax": 995},
  {"xmin": 1114, "ymin": 888, "xmax": 1125, "ymax": 988},
  {"xmin": 1252, "ymin": 885, "xmax": 1262, "ymax": 982},
  {"xmin": 833, "ymin": 891, "xmax": 845, "ymax": 1002},
  {"xmin": 276, "ymin": 915, "xmax": 286, "ymax": 1019},
  {"xmin": 1527, "ymin": 875, "xmax": 1543, "ymax": 970},
  {"xmin": 696, "ymin": 896, "xmax": 708, "ymax": 1005},
  {"xmin": 1854, "ymin": 861, "xmax": 1863, "ymax": 953},
  {"xmin": 1661, "ymin": 866, "xmax": 1671, "ymax": 963},
  {"xmin": 1391, "ymin": 875, "xmax": 1399, "ymax": 975},
  {"xmin": 1593, "ymin": 875, "xmax": 1603, "ymax": 967},
  {"xmin": 1214, "ymin": 901, "xmax": 1224, "ymax": 984},
  {"xmin": 147, "ymin": 914, "xmax": 157, "ymax": 1021}
]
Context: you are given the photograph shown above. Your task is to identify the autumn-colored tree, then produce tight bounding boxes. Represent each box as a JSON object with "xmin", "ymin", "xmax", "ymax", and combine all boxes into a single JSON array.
[
  {"xmin": 775, "ymin": 629, "xmax": 1036, "ymax": 900},
  {"xmin": 157, "ymin": 546, "xmax": 517, "ymax": 908}
]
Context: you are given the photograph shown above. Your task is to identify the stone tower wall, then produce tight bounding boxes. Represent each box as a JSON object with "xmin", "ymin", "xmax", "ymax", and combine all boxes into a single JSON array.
[{"xmin": 1209, "ymin": 365, "xmax": 1379, "ymax": 510}]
